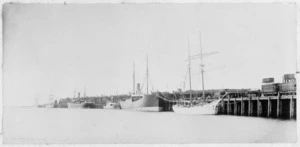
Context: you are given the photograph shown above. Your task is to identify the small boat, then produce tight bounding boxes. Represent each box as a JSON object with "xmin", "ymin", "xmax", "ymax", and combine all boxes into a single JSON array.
[
  {"xmin": 172, "ymin": 97, "xmax": 223, "ymax": 115},
  {"xmin": 104, "ymin": 102, "xmax": 121, "ymax": 109},
  {"xmin": 67, "ymin": 101, "xmax": 103, "ymax": 109},
  {"xmin": 38, "ymin": 103, "xmax": 55, "ymax": 108}
]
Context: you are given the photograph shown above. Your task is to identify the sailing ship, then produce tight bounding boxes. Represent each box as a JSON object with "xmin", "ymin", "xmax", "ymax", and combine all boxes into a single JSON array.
[
  {"xmin": 37, "ymin": 88, "xmax": 56, "ymax": 108},
  {"xmin": 119, "ymin": 55, "xmax": 162, "ymax": 112},
  {"xmin": 172, "ymin": 32, "xmax": 221, "ymax": 115}
]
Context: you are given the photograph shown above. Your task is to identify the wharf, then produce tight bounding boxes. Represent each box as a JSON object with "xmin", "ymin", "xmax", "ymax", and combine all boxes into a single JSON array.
[
  {"xmin": 218, "ymin": 93, "xmax": 296, "ymax": 119},
  {"xmin": 157, "ymin": 92, "xmax": 296, "ymax": 119}
]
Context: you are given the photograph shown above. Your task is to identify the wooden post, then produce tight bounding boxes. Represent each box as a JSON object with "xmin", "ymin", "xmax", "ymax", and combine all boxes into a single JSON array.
[
  {"xmin": 222, "ymin": 98, "xmax": 225, "ymax": 114},
  {"xmin": 290, "ymin": 96, "xmax": 294, "ymax": 119},
  {"xmin": 172, "ymin": 101, "xmax": 174, "ymax": 110},
  {"xmin": 248, "ymin": 97, "xmax": 252, "ymax": 116},
  {"xmin": 257, "ymin": 97, "xmax": 261, "ymax": 117},
  {"xmin": 220, "ymin": 98, "xmax": 223, "ymax": 114},
  {"xmin": 241, "ymin": 97, "xmax": 244, "ymax": 116},
  {"xmin": 234, "ymin": 98, "xmax": 237, "ymax": 115},
  {"xmin": 277, "ymin": 93, "xmax": 281, "ymax": 118},
  {"xmin": 267, "ymin": 97, "xmax": 271, "ymax": 117},
  {"xmin": 227, "ymin": 95, "xmax": 230, "ymax": 115}
]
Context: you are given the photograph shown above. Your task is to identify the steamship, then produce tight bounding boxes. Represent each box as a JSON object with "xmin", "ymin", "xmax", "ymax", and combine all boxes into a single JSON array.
[
  {"xmin": 119, "ymin": 56, "xmax": 162, "ymax": 112},
  {"xmin": 119, "ymin": 83, "xmax": 162, "ymax": 112}
]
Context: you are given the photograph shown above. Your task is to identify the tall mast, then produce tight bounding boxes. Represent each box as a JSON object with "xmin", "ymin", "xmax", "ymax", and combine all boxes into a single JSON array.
[
  {"xmin": 146, "ymin": 54, "xmax": 149, "ymax": 95},
  {"xmin": 199, "ymin": 31, "xmax": 205, "ymax": 100},
  {"xmin": 133, "ymin": 62, "xmax": 135, "ymax": 94},
  {"xmin": 74, "ymin": 89, "xmax": 76, "ymax": 99},
  {"xmin": 50, "ymin": 88, "xmax": 54, "ymax": 102},
  {"xmin": 84, "ymin": 86, "xmax": 86, "ymax": 98},
  {"xmin": 188, "ymin": 37, "xmax": 192, "ymax": 103},
  {"xmin": 35, "ymin": 97, "xmax": 38, "ymax": 106}
]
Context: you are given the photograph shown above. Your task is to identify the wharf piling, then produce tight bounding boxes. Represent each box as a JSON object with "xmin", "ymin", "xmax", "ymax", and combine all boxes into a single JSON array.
[
  {"xmin": 248, "ymin": 97, "xmax": 252, "ymax": 116},
  {"xmin": 157, "ymin": 93, "xmax": 296, "ymax": 119},
  {"xmin": 156, "ymin": 78, "xmax": 296, "ymax": 120},
  {"xmin": 217, "ymin": 94, "xmax": 296, "ymax": 119},
  {"xmin": 267, "ymin": 97, "xmax": 271, "ymax": 117},
  {"xmin": 241, "ymin": 96, "xmax": 244, "ymax": 115}
]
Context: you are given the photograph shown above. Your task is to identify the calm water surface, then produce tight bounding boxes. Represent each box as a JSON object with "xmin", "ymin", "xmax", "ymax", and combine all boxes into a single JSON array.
[{"xmin": 3, "ymin": 107, "xmax": 297, "ymax": 144}]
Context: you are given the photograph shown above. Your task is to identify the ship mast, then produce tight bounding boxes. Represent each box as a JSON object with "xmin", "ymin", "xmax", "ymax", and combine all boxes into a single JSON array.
[
  {"xmin": 199, "ymin": 31, "xmax": 205, "ymax": 100},
  {"xmin": 146, "ymin": 54, "xmax": 149, "ymax": 95},
  {"xmin": 188, "ymin": 37, "xmax": 192, "ymax": 104},
  {"xmin": 49, "ymin": 88, "xmax": 54, "ymax": 102},
  {"xmin": 74, "ymin": 89, "xmax": 76, "ymax": 99},
  {"xmin": 133, "ymin": 62, "xmax": 135, "ymax": 94},
  {"xmin": 84, "ymin": 86, "xmax": 87, "ymax": 98},
  {"xmin": 35, "ymin": 97, "xmax": 38, "ymax": 107}
]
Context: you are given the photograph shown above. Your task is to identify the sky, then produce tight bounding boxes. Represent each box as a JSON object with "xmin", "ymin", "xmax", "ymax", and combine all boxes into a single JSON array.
[{"xmin": 3, "ymin": 3, "xmax": 297, "ymax": 106}]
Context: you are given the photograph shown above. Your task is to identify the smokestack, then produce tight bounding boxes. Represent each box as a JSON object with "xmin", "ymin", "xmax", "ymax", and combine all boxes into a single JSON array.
[{"xmin": 78, "ymin": 92, "xmax": 80, "ymax": 98}]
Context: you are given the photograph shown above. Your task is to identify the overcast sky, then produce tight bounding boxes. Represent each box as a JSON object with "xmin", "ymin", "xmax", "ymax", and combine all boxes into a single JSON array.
[{"xmin": 3, "ymin": 3, "xmax": 296, "ymax": 106}]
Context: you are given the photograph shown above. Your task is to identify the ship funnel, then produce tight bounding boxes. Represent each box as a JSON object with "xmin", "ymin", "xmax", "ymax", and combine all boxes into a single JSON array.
[{"xmin": 78, "ymin": 92, "xmax": 81, "ymax": 98}]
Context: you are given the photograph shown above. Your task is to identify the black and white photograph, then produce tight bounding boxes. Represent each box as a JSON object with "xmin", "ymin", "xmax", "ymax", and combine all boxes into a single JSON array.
[{"xmin": 2, "ymin": 1, "xmax": 298, "ymax": 144}]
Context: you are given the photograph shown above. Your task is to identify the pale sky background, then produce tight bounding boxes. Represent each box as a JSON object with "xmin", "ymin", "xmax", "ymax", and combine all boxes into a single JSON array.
[{"xmin": 3, "ymin": 3, "xmax": 297, "ymax": 106}]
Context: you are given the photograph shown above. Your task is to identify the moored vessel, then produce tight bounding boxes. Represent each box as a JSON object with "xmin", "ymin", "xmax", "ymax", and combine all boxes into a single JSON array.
[
  {"xmin": 172, "ymin": 31, "xmax": 221, "ymax": 115},
  {"xmin": 119, "ymin": 55, "xmax": 162, "ymax": 112},
  {"xmin": 104, "ymin": 102, "xmax": 121, "ymax": 109},
  {"xmin": 119, "ymin": 93, "xmax": 162, "ymax": 112},
  {"xmin": 172, "ymin": 99, "xmax": 221, "ymax": 115},
  {"xmin": 67, "ymin": 102, "xmax": 85, "ymax": 108},
  {"xmin": 67, "ymin": 101, "xmax": 104, "ymax": 109}
]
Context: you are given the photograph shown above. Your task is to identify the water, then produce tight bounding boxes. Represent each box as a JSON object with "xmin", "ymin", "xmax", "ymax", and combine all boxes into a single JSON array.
[{"xmin": 3, "ymin": 107, "xmax": 297, "ymax": 144}]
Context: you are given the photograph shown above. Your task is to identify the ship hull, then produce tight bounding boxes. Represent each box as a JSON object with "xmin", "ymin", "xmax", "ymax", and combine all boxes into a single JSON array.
[
  {"xmin": 38, "ymin": 103, "xmax": 54, "ymax": 108},
  {"xmin": 67, "ymin": 102, "xmax": 104, "ymax": 109},
  {"xmin": 119, "ymin": 94, "xmax": 162, "ymax": 112},
  {"xmin": 172, "ymin": 99, "xmax": 221, "ymax": 115},
  {"xmin": 67, "ymin": 103, "xmax": 85, "ymax": 108}
]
